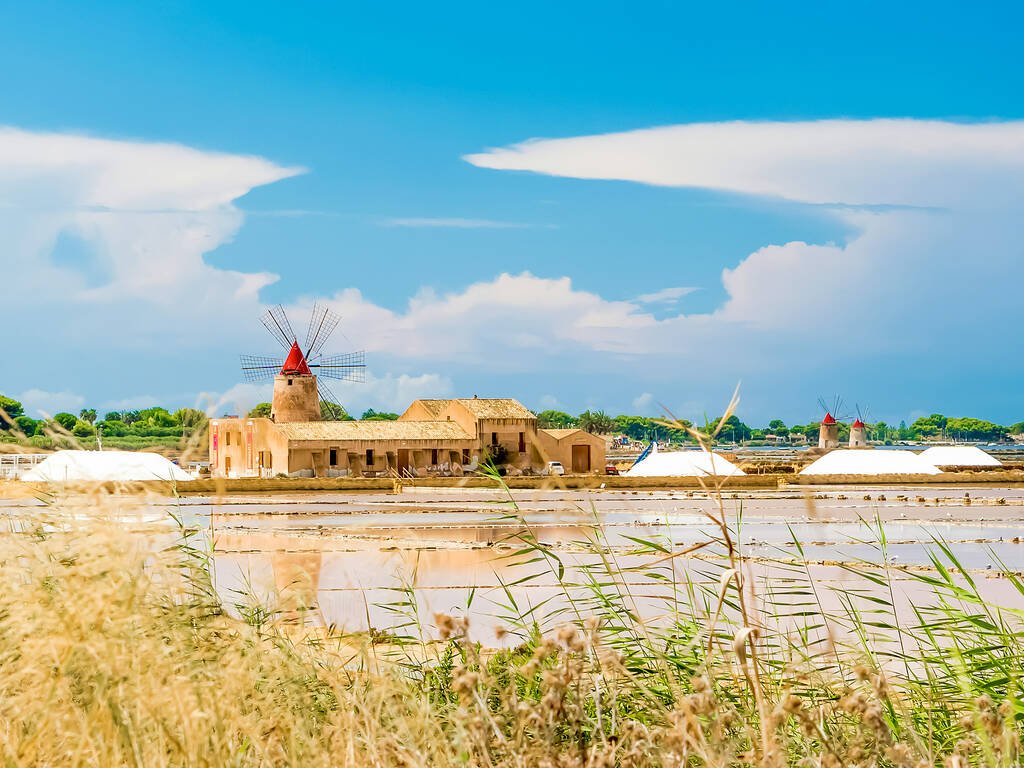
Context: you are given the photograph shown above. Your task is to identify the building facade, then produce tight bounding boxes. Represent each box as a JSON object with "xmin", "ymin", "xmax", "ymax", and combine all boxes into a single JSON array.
[{"xmin": 210, "ymin": 396, "xmax": 606, "ymax": 478}]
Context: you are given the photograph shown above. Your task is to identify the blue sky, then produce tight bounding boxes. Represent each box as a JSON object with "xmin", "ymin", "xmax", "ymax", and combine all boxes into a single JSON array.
[{"xmin": 2, "ymin": 2, "xmax": 1022, "ymax": 424}]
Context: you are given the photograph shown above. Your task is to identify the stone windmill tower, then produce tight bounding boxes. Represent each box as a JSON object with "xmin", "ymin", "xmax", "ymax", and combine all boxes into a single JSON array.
[
  {"xmin": 849, "ymin": 405, "xmax": 869, "ymax": 448},
  {"xmin": 818, "ymin": 412, "xmax": 839, "ymax": 450},
  {"xmin": 816, "ymin": 396, "xmax": 846, "ymax": 451},
  {"xmin": 240, "ymin": 303, "xmax": 365, "ymax": 422}
]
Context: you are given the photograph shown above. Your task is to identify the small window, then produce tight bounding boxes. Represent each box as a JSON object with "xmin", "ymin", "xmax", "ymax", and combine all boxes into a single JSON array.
[
  {"xmin": 491, "ymin": 432, "xmax": 498, "ymax": 445},
  {"xmin": 519, "ymin": 432, "xmax": 526, "ymax": 453},
  {"xmin": 224, "ymin": 431, "xmax": 231, "ymax": 446},
  {"xmin": 431, "ymin": 448, "xmax": 439, "ymax": 465},
  {"xmin": 287, "ymin": 378, "xmax": 293, "ymax": 386},
  {"xmin": 329, "ymin": 448, "xmax": 338, "ymax": 466},
  {"xmin": 365, "ymin": 449, "xmax": 374, "ymax": 467}
]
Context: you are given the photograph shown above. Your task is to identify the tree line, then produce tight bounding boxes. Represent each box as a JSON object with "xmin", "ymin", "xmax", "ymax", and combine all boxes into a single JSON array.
[
  {"xmin": 0, "ymin": 394, "xmax": 208, "ymax": 450},
  {"xmin": 246, "ymin": 403, "xmax": 399, "ymax": 421},
  {"xmin": 3, "ymin": 391, "xmax": 1021, "ymax": 449},
  {"xmin": 536, "ymin": 409, "xmax": 1024, "ymax": 444}
]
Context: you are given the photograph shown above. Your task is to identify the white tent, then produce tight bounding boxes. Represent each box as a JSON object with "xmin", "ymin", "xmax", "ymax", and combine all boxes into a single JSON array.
[
  {"xmin": 20, "ymin": 450, "xmax": 193, "ymax": 482},
  {"xmin": 918, "ymin": 446, "xmax": 1002, "ymax": 468},
  {"xmin": 625, "ymin": 446, "xmax": 745, "ymax": 478},
  {"xmin": 800, "ymin": 449, "xmax": 940, "ymax": 476}
]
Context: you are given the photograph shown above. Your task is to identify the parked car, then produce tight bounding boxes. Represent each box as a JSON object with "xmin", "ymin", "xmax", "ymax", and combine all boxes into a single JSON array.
[
  {"xmin": 542, "ymin": 461, "xmax": 565, "ymax": 476},
  {"xmin": 605, "ymin": 464, "xmax": 620, "ymax": 475}
]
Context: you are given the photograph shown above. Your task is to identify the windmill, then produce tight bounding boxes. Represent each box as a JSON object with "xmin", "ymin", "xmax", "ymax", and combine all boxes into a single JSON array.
[
  {"xmin": 240, "ymin": 303, "xmax": 365, "ymax": 422},
  {"xmin": 815, "ymin": 395, "xmax": 850, "ymax": 451},
  {"xmin": 850, "ymin": 404, "xmax": 872, "ymax": 447}
]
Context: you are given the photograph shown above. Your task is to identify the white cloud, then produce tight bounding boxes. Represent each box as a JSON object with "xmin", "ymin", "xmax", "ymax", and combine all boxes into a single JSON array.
[
  {"xmin": 0, "ymin": 127, "xmax": 301, "ymax": 351},
  {"xmin": 203, "ymin": 373, "xmax": 452, "ymax": 420},
  {"xmin": 381, "ymin": 217, "xmax": 534, "ymax": 229},
  {"xmin": 200, "ymin": 382, "xmax": 273, "ymax": 418},
  {"xmin": 18, "ymin": 388, "xmax": 86, "ymax": 418},
  {"xmin": 464, "ymin": 119, "xmax": 1024, "ymax": 209},
  {"xmin": 100, "ymin": 395, "xmax": 162, "ymax": 412},
  {"xmin": 635, "ymin": 286, "xmax": 698, "ymax": 305},
  {"xmin": 537, "ymin": 394, "xmax": 563, "ymax": 410},
  {"xmin": 632, "ymin": 392, "xmax": 654, "ymax": 412},
  {"xmin": 461, "ymin": 119, "xmax": 1024, "ymax": 370}
]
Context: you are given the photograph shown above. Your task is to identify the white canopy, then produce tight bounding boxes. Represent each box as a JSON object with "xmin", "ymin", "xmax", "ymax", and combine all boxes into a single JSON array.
[
  {"xmin": 20, "ymin": 450, "xmax": 193, "ymax": 482},
  {"xmin": 800, "ymin": 449, "xmax": 940, "ymax": 476},
  {"xmin": 625, "ymin": 447, "xmax": 745, "ymax": 478},
  {"xmin": 918, "ymin": 446, "xmax": 1002, "ymax": 468}
]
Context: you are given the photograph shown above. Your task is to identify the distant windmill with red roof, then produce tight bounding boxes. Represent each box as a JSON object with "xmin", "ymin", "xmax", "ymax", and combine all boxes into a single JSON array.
[
  {"xmin": 816, "ymin": 396, "xmax": 848, "ymax": 451},
  {"xmin": 240, "ymin": 303, "xmax": 365, "ymax": 422},
  {"xmin": 849, "ymin": 405, "xmax": 870, "ymax": 448}
]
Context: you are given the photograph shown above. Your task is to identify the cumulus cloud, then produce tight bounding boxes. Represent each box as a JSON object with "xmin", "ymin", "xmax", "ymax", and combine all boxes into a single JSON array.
[
  {"xmin": 635, "ymin": 286, "xmax": 697, "ymax": 305},
  {"xmin": 0, "ymin": 127, "xmax": 302, "ymax": 348},
  {"xmin": 18, "ymin": 388, "xmax": 86, "ymax": 418},
  {"xmin": 463, "ymin": 119, "xmax": 1024, "ymax": 370},
  {"xmin": 203, "ymin": 373, "xmax": 452, "ymax": 419},
  {"xmin": 632, "ymin": 392, "xmax": 654, "ymax": 412}
]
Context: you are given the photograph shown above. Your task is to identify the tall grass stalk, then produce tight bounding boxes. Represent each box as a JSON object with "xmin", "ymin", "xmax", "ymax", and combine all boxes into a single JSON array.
[{"xmin": 2, "ymin": 450, "xmax": 1024, "ymax": 764}]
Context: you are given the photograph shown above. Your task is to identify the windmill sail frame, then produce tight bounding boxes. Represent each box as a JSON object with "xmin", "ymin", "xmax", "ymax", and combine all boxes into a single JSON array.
[{"xmin": 242, "ymin": 303, "xmax": 365, "ymax": 410}]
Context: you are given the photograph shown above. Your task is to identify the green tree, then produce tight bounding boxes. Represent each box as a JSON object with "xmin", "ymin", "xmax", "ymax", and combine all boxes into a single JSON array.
[
  {"xmin": 321, "ymin": 401, "xmax": 351, "ymax": 421},
  {"xmin": 173, "ymin": 408, "xmax": 207, "ymax": 431},
  {"xmin": 536, "ymin": 410, "xmax": 577, "ymax": 429},
  {"xmin": 578, "ymin": 410, "xmax": 614, "ymax": 434},
  {"xmin": 104, "ymin": 411, "xmax": 122, "ymax": 422},
  {"xmin": 13, "ymin": 416, "xmax": 39, "ymax": 436},
  {"xmin": 766, "ymin": 419, "xmax": 789, "ymax": 436},
  {"xmin": 53, "ymin": 412, "xmax": 78, "ymax": 431},
  {"xmin": 72, "ymin": 419, "xmax": 95, "ymax": 437},
  {"xmin": 248, "ymin": 402, "xmax": 272, "ymax": 418},
  {"xmin": 79, "ymin": 408, "xmax": 97, "ymax": 424},
  {"xmin": 0, "ymin": 395, "xmax": 25, "ymax": 428},
  {"xmin": 945, "ymin": 417, "xmax": 1006, "ymax": 442},
  {"xmin": 707, "ymin": 415, "xmax": 752, "ymax": 442},
  {"xmin": 360, "ymin": 409, "xmax": 399, "ymax": 421},
  {"xmin": 121, "ymin": 410, "xmax": 141, "ymax": 425},
  {"xmin": 1009, "ymin": 422, "xmax": 1024, "ymax": 436},
  {"xmin": 909, "ymin": 414, "xmax": 945, "ymax": 438},
  {"xmin": 96, "ymin": 419, "xmax": 128, "ymax": 436},
  {"xmin": 136, "ymin": 407, "xmax": 176, "ymax": 428}
]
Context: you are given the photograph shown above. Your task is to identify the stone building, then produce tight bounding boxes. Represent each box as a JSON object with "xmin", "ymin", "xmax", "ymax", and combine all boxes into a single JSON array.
[
  {"xmin": 210, "ymin": 394, "xmax": 605, "ymax": 478},
  {"xmin": 818, "ymin": 412, "xmax": 839, "ymax": 450}
]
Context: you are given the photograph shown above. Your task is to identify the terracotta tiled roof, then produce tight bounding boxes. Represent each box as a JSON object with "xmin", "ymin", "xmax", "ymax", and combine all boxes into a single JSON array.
[
  {"xmin": 274, "ymin": 420, "xmax": 474, "ymax": 442},
  {"xmin": 540, "ymin": 428, "xmax": 586, "ymax": 440},
  {"xmin": 408, "ymin": 399, "xmax": 451, "ymax": 418},
  {"xmin": 451, "ymin": 398, "xmax": 536, "ymax": 420},
  {"xmin": 406, "ymin": 398, "xmax": 536, "ymax": 421}
]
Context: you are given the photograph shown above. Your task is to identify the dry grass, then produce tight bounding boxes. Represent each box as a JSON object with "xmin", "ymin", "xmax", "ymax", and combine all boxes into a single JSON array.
[{"xmin": 2, "ymin": 463, "xmax": 1024, "ymax": 764}]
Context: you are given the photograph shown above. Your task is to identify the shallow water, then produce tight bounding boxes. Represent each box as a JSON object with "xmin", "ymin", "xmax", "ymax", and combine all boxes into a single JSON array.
[{"xmin": 5, "ymin": 485, "xmax": 1024, "ymax": 640}]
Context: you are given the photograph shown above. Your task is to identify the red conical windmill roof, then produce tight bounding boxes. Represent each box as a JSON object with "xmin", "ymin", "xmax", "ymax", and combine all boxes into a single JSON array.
[
  {"xmin": 852, "ymin": 418, "xmax": 865, "ymax": 428},
  {"xmin": 280, "ymin": 340, "xmax": 312, "ymax": 375},
  {"xmin": 821, "ymin": 412, "xmax": 836, "ymax": 425}
]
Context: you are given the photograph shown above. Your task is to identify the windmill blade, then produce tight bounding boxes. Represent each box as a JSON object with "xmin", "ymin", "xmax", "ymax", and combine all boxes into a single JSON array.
[
  {"xmin": 260, "ymin": 304, "xmax": 297, "ymax": 350},
  {"xmin": 316, "ymin": 379, "xmax": 349, "ymax": 420},
  {"xmin": 240, "ymin": 354, "xmax": 282, "ymax": 383},
  {"xmin": 311, "ymin": 351, "xmax": 366, "ymax": 382},
  {"xmin": 305, "ymin": 302, "xmax": 341, "ymax": 359}
]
